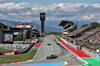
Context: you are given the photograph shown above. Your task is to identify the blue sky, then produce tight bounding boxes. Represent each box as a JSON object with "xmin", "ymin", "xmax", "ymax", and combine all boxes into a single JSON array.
[
  {"xmin": 1, "ymin": 0, "xmax": 100, "ymax": 4},
  {"xmin": 0, "ymin": 0, "xmax": 100, "ymax": 31}
]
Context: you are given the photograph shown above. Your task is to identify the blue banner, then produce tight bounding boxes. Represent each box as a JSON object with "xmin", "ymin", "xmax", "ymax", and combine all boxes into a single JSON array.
[
  {"xmin": 91, "ymin": 52, "xmax": 93, "ymax": 57},
  {"xmin": 93, "ymin": 53, "xmax": 96, "ymax": 57},
  {"xmin": 87, "ymin": 51, "xmax": 89, "ymax": 54},
  {"xmin": 96, "ymin": 54, "xmax": 99, "ymax": 59}
]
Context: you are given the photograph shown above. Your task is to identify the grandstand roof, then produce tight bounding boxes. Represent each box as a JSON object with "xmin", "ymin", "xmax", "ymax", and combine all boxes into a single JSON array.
[
  {"xmin": 59, "ymin": 20, "xmax": 77, "ymax": 32},
  {"xmin": 59, "ymin": 20, "xmax": 68, "ymax": 26},
  {"xmin": 62, "ymin": 32, "xmax": 68, "ymax": 35},
  {"xmin": 59, "ymin": 20, "xmax": 75, "ymax": 26}
]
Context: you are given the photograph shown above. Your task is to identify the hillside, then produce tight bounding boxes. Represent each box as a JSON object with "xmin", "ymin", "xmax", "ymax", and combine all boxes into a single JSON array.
[
  {"xmin": 0, "ymin": 19, "xmax": 60, "ymax": 32},
  {"xmin": 0, "ymin": 22, "xmax": 8, "ymax": 29}
]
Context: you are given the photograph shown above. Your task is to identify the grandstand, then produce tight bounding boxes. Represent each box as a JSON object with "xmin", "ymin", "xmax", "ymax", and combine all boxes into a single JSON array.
[
  {"xmin": 83, "ymin": 32, "xmax": 100, "ymax": 50},
  {"xmin": 59, "ymin": 20, "xmax": 77, "ymax": 35},
  {"xmin": 77, "ymin": 27, "xmax": 100, "ymax": 40},
  {"xmin": 77, "ymin": 32, "xmax": 92, "ymax": 40},
  {"xmin": 59, "ymin": 21, "xmax": 100, "ymax": 53},
  {"xmin": 67, "ymin": 25, "xmax": 92, "ymax": 38},
  {"xmin": 85, "ymin": 32, "xmax": 100, "ymax": 44}
]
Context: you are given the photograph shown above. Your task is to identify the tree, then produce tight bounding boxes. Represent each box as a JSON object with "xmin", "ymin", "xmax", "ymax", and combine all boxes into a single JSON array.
[
  {"xmin": 68, "ymin": 27, "xmax": 77, "ymax": 33},
  {"xmin": 81, "ymin": 24, "xmax": 89, "ymax": 28},
  {"xmin": 14, "ymin": 28, "xmax": 25, "ymax": 41},
  {"xmin": 0, "ymin": 22, "xmax": 8, "ymax": 29},
  {"xmin": 19, "ymin": 28, "xmax": 24, "ymax": 32},
  {"xmin": 14, "ymin": 34, "xmax": 22, "ymax": 41},
  {"xmin": 90, "ymin": 22, "xmax": 100, "ymax": 29}
]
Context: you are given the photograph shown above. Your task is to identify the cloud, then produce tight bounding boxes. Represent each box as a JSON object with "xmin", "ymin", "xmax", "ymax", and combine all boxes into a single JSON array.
[
  {"xmin": 83, "ymin": 15, "xmax": 94, "ymax": 20},
  {"xmin": 0, "ymin": 2, "xmax": 99, "ymax": 22},
  {"xmin": 0, "ymin": 0, "xmax": 5, "ymax": 1}
]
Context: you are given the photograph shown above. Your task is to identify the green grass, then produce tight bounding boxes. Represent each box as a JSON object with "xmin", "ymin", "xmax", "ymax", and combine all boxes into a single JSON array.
[
  {"xmin": 56, "ymin": 37, "xmax": 63, "ymax": 42},
  {"xmin": 0, "ymin": 48, "xmax": 13, "ymax": 53},
  {"xmin": 36, "ymin": 38, "xmax": 43, "ymax": 44},
  {"xmin": 78, "ymin": 57, "xmax": 100, "ymax": 66},
  {"xmin": 0, "ymin": 49, "xmax": 37, "ymax": 64}
]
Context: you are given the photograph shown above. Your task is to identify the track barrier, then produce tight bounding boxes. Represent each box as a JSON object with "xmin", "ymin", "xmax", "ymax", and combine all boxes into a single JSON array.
[{"xmin": 0, "ymin": 52, "xmax": 5, "ymax": 55}]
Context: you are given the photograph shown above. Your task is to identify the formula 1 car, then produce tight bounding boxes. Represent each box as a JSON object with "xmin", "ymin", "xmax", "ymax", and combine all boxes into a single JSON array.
[
  {"xmin": 47, "ymin": 43, "xmax": 51, "ymax": 46},
  {"xmin": 47, "ymin": 55, "xmax": 57, "ymax": 59}
]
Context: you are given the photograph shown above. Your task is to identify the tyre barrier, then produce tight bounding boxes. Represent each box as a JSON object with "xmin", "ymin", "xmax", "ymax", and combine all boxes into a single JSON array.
[
  {"xmin": 13, "ymin": 51, "xmax": 18, "ymax": 55},
  {"xmin": 13, "ymin": 43, "xmax": 35, "ymax": 55},
  {"xmin": 0, "ymin": 52, "xmax": 5, "ymax": 55}
]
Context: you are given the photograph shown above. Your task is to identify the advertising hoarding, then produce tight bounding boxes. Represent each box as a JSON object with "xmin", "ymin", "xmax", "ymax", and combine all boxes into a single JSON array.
[{"xmin": 4, "ymin": 34, "xmax": 13, "ymax": 42}]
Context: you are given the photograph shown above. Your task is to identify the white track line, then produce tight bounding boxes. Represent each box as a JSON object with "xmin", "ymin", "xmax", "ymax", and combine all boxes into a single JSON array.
[
  {"xmin": 53, "ymin": 36, "xmax": 88, "ymax": 65},
  {"xmin": 61, "ymin": 37, "xmax": 88, "ymax": 65},
  {"xmin": 32, "ymin": 38, "xmax": 44, "ymax": 60},
  {"xmin": 51, "ymin": 45, "xmax": 54, "ymax": 52},
  {"xmin": 51, "ymin": 39, "xmax": 54, "ymax": 52},
  {"xmin": 64, "ymin": 61, "xmax": 68, "ymax": 65}
]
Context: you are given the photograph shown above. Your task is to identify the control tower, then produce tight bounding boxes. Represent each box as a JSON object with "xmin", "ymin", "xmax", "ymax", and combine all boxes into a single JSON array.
[{"xmin": 40, "ymin": 13, "xmax": 45, "ymax": 33}]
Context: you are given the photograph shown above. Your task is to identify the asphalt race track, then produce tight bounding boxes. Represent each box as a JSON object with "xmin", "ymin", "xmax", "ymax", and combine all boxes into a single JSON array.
[{"xmin": 4, "ymin": 36, "xmax": 85, "ymax": 66}]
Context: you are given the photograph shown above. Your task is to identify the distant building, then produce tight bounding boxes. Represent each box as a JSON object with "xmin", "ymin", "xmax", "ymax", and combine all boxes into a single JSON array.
[
  {"xmin": 15, "ymin": 23, "xmax": 32, "ymax": 29},
  {"xmin": 23, "ymin": 30, "xmax": 31, "ymax": 41},
  {"xmin": 0, "ymin": 23, "xmax": 40, "ymax": 44}
]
